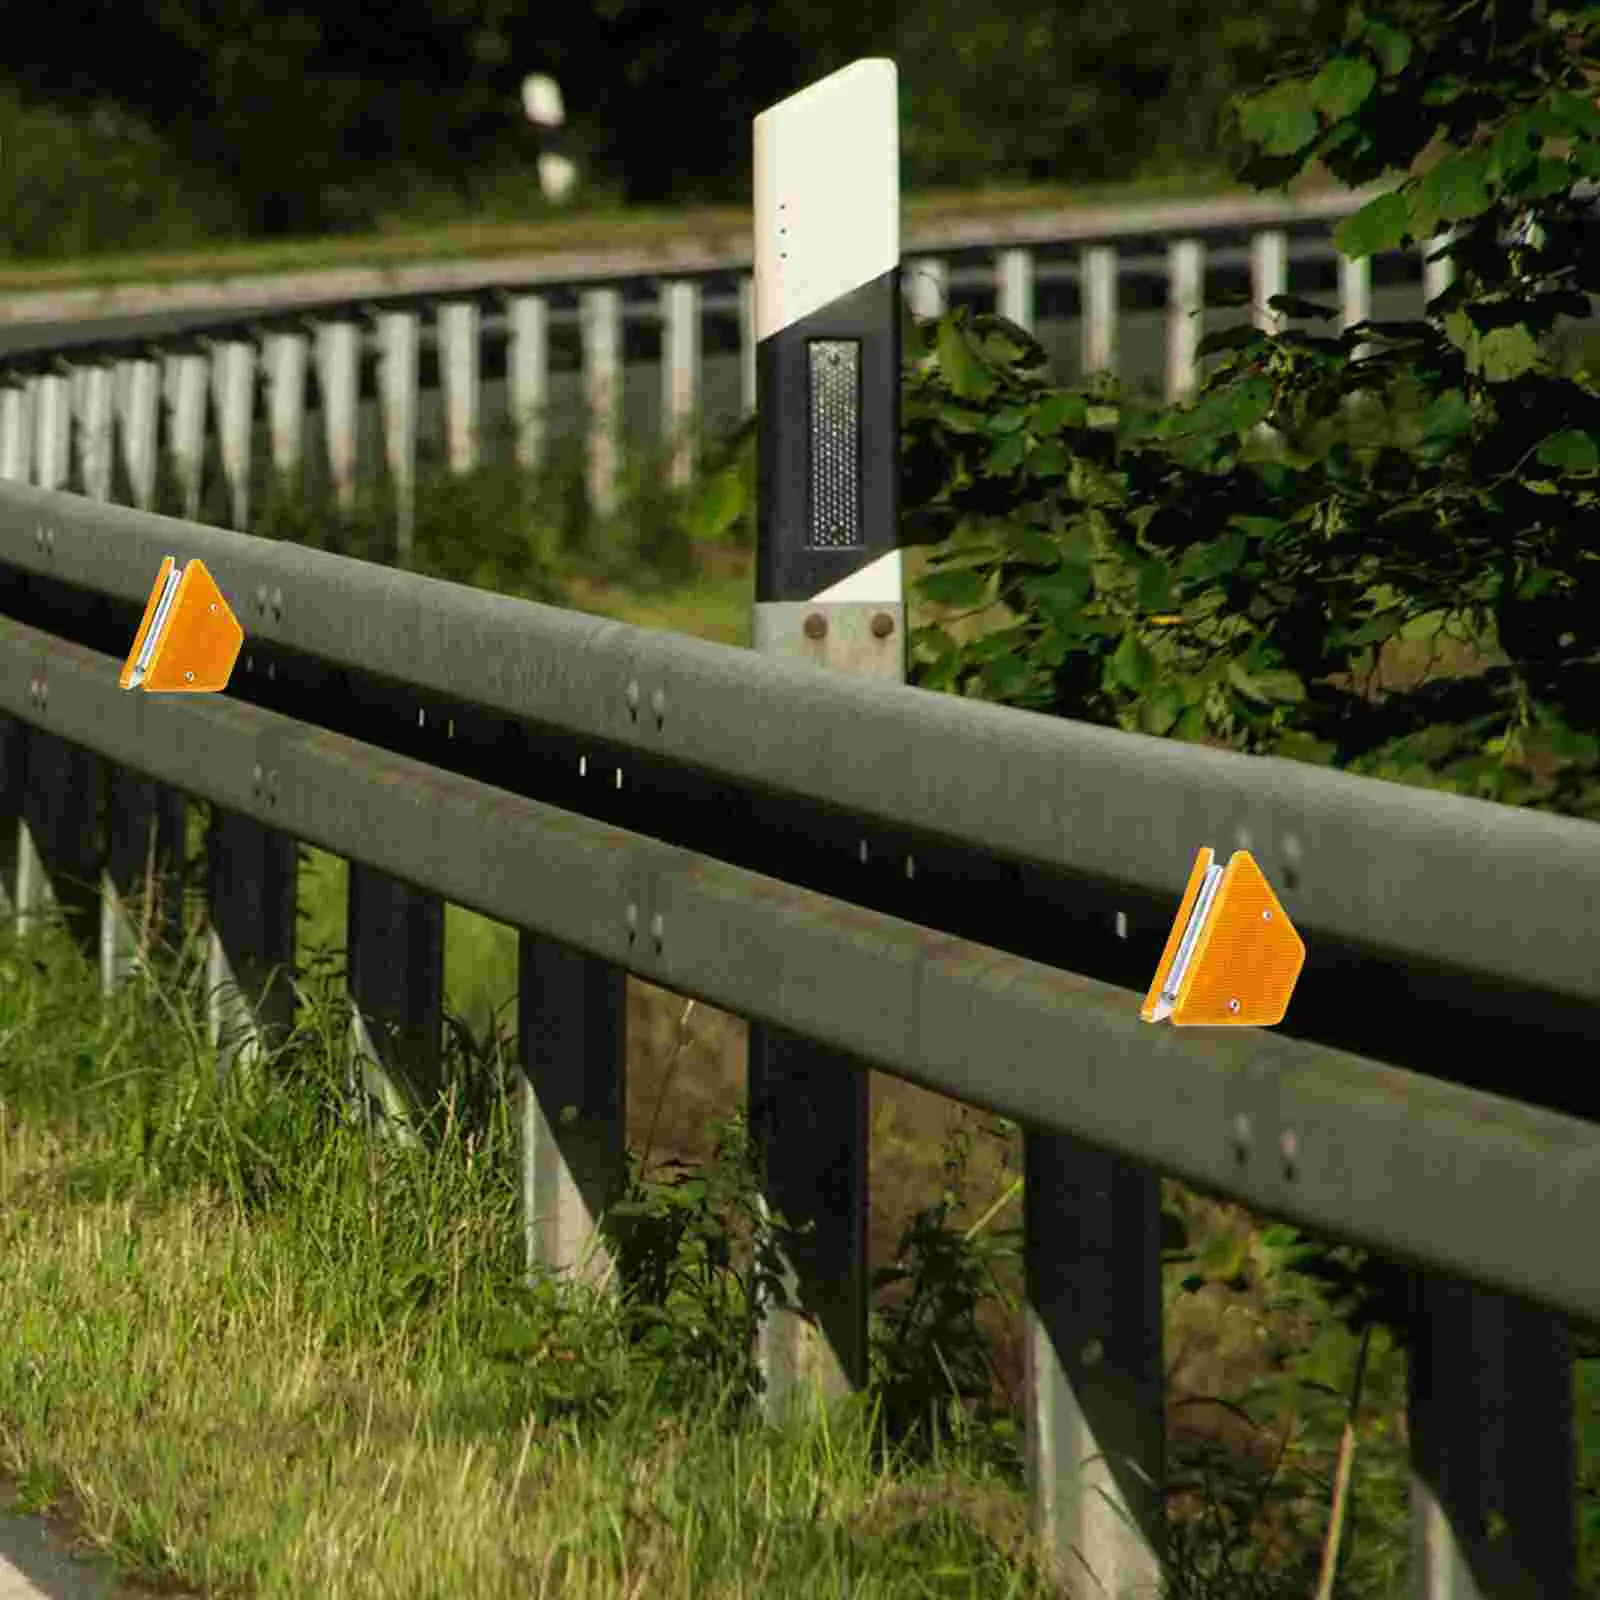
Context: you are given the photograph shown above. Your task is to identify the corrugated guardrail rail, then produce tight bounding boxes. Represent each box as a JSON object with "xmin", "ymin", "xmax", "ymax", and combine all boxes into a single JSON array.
[{"xmin": 1, "ymin": 187, "xmax": 1598, "ymax": 1596}]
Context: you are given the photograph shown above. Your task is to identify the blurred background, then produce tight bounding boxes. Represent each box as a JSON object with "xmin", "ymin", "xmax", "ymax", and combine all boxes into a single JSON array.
[{"xmin": 1, "ymin": 0, "xmax": 1351, "ymax": 260}]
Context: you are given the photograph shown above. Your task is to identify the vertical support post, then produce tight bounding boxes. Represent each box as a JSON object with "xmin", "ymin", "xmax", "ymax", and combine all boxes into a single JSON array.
[
  {"xmin": 0, "ymin": 716, "xmax": 20, "ymax": 921},
  {"xmin": 1251, "ymin": 229, "xmax": 1288, "ymax": 335},
  {"xmin": 660, "ymin": 278, "xmax": 701, "ymax": 487},
  {"xmin": 77, "ymin": 363, "xmax": 115, "ymax": 503},
  {"xmin": 211, "ymin": 339, "xmax": 257, "ymax": 530},
  {"xmin": 1424, "ymin": 228, "xmax": 1457, "ymax": 305},
  {"xmin": 1341, "ymin": 252, "xmax": 1373, "ymax": 350},
  {"xmin": 315, "ymin": 320, "xmax": 360, "ymax": 512},
  {"xmin": 101, "ymin": 775, "xmax": 185, "ymax": 993},
  {"xmin": 264, "ymin": 329, "xmax": 309, "ymax": 493},
  {"xmin": 1081, "ymin": 245, "xmax": 1119, "ymax": 378},
  {"xmin": 206, "ymin": 811, "xmax": 296, "ymax": 1077},
  {"xmin": 997, "ymin": 247, "xmax": 1035, "ymax": 329},
  {"xmin": 378, "ymin": 310, "xmax": 420, "ymax": 564},
  {"xmin": 1166, "ymin": 238, "xmax": 1204, "ymax": 401},
  {"xmin": 1408, "ymin": 1275, "xmax": 1574, "ymax": 1599},
  {"xmin": 438, "ymin": 300, "xmax": 481, "ymax": 476},
  {"xmin": 117, "ymin": 358, "xmax": 160, "ymax": 510},
  {"xmin": 517, "ymin": 934, "xmax": 626, "ymax": 1290},
  {"xmin": 166, "ymin": 351, "xmax": 208, "ymax": 519},
  {"xmin": 580, "ymin": 287, "xmax": 622, "ymax": 518},
  {"xmin": 0, "ymin": 382, "xmax": 30, "ymax": 483},
  {"xmin": 346, "ymin": 865, "xmax": 444, "ymax": 1137},
  {"xmin": 749, "ymin": 57, "xmax": 902, "ymax": 1420},
  {"xmin": 905, "ymin": 256, "xmax": 947, "ymax": 321},
  {"xmin": 17, "ymin": 729, "xmax": 100, "ymax": 956},
  {"xmin": 738, "ymin": 275, "xmax": 757, "ymax": 417},
  {"xmin": 508, "ymin": 294, "xmax": 550, "ymax": 472},
  {"xmin": 34, "ymin": 370, "xmax": 71, "ymax": 492},
  {"xmin": 1023, "ymin": 1135, "xmax": 1165, "ymax": 1596}
]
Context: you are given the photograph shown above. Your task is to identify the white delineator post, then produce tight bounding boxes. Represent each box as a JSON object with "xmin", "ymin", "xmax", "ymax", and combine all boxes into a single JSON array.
[{"xmin": 749, "ymin": 58, "xmax": 903, "ymax": 1420}]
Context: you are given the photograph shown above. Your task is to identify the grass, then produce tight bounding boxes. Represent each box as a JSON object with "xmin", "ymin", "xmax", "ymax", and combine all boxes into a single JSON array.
[{"xmin": 0, "ymin": 165, "xmax": 1346, "ymax": 295}]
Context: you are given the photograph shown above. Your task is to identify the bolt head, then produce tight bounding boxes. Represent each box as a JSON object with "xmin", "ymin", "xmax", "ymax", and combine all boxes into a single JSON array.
[
  {"xmin": 803, "ymin": 612, "xmax": 827, "ymax": 640},
  {"xmin": 870, "ymin": 611, "xmax": 895, "ymax": 639}
]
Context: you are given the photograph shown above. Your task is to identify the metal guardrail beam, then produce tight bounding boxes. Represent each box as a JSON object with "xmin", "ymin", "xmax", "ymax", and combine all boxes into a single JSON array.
[
  {"xmin": 4, "ymin": 611, "xmax": 1600, "ymax": 1326},
  {"xmin": 4, "ymin": 482, "xmax": 1598, "ymax": 1008},
  {"xmin": 0, "ymin": 188, "xmax": 1390, "ymax": 332}
]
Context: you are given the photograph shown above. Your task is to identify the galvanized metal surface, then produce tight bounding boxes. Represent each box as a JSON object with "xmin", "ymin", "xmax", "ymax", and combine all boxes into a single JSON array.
[
  {"xmin": 5, "ymin": 616, "xmax": 1600, "ymax": 1327},
  {"xmin": 3, "ymin": 483, "xmax": 1597, "ymax": 1011}
]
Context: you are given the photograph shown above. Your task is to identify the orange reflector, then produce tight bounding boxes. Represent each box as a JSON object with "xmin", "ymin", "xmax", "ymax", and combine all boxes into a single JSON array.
[
  {"xmin": 1140, "ymin": 847, "xmax": 1305, "ymax": 1027},
  {"xmin": 119, "ymin": 557, "xmax": 244, "ymax": 694}
]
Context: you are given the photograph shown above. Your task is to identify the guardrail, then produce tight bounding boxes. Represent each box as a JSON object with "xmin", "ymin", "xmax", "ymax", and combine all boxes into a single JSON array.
[
  {"xmin": 2, "ymin": 181, "xmax": 1599, "ymax": 1595},
  {"xmin": 0, "ymin": 184, "xmax": 1467, "ymax": 562},
  {"xmin": 2, "ymin": 458, "xmax": 1598, "ymax": 1593}
]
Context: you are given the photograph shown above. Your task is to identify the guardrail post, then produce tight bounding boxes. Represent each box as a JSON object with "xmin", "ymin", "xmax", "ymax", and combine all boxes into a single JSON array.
[
  {"xmin": 345, "ymin": 864, "xmax": 444, "ymax": 1137},
  {"xmin": 116, "ymin": 359, "xmax": 160, "ymax": 510},
  {"xmin": 1023, "ymin": 1135, "xmax": 1165, "ymax": 1595},
  {"xmin": 17, "ymin": 728, "xmax": 101, "ymax": 957},
  {"xmin": 438, "ymin": 300, "xmax": 481, "ymax": 475},
  {"xmin": 749, "ymin": 58, "xmax": 902, "ymax": 1420},
  {"xmin": 1166, "ymin": 238, "xmax": 1204, "ymax": 401},
  {"xmin": 378, "ymin": 310, "xmax": 420, "ymax": 564},
  {"xmin": 101, "ymin": 774, "xmax": 186, "ymax": 992},
  {"xmin": 580, "ymin": 287, "xmax": 622, "ymax": 518},
  {"xmin": 997, "ymin": 247, "xmax": 1035, "ymax": 329},
  {"xmin": 1081, "ymin": 245, "xmax": 1119, "ymax": 379},
  {"xmin": 507, "ymin": 294, "xmax": 549, "ymax": 472},
  {"xmin": 264, "ymin": 330, "xmax": 308, "ymax": 495},
  {"xmin": 517, "ymin": 933, "xmax": 626, "ymax": 1291},
  {"xmin": 1408, "ymin": 1275, "xmax": 1574, "ymax": 1599},
  {"xmin": 211, "ymin": 339, "xmax": 257, "ymax": 530},
  {"xmin": 1251, "ymin": 229, "xmax": 1288, "ymax": 335},
  {"xmin": 737, "ymin": 275, "xmax": 757, "ymax": 416},
  {"xmin": 77, "ymin": 362, "xmax": 115, "ymax": 503},
  {"xmin": 660, "ymin": 278, "xmax": 701, "ymax": 487},
  {"xmin": 905, "ymin": 256, "xmax": 947, "ymax": 321},
  {"xmin": 205, "ymin": 810, "xmax": 296, "ymax": 1076},
  {"xmin": 1423, "ymin": 228, "xmax": 1457, "ymax": 305},
  {"xmin": 34, "ymin": 369, "xmax": 71, "ymax": 493},
  {"xmin": 0, "ymin": 382, "xmax": 30, "ymax": 484},
  {"xmin": 1341, "ymin": 253, "xmax": 1373, "ymax": 362},
  {"xmin": 315, "ymin": 320, "xmax": 360, "ymax": 512},
  {"xmin": 164, "ymin": 352, "xmax": 208, "ymax": 519}
]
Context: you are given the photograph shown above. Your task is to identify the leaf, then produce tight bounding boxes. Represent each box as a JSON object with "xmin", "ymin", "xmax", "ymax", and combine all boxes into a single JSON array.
[
  {"xmin": 1414, "ymin": 148, "xmax": 1491, "ymax": 226},
  {"xmin": 1310, "ymin": 55, "xmax": 1378, "ymax": 120},
  {"xmin": 1237, "ymin": 80, "xmax": 1320, "ymax": 156},
  {"xmin": 935, "ymin": 317, "xmax": 998, "ymax": 402},
  {"xmin": 1218, "ymin": 375, "xmax": 1274, "ymax": 434},
  {"xmin": 1173, "ymin": 706, "xmax": 1210, "ymax": 742},
  {"xmin": 918, "ymin": 567, "xmax": 991, "ymax": 608},
  {"xmin": 1536, "ymin": 429, "xmax": 1600, "ymax": 471},
  {"xmin": 984, "ymin": 431, "xmax": 1028, "ymax": 474},
  {"xmin": 1419, "ymin": 387, "xmax": 1474, "ymax": 445},
  {"xmin": 1227, "ymin": 660, "xmax": 1269, "ymax": 701},
  {"xmin": 1105, "ymin": 632, "xmax": 1157, "ymax": 693},
  {"xmin": 1196, "ymin": 325, "xmax": 1264, "ymax": 359},
  {"xmin": 1026, "ymin": 440, "xmax": 1068, "ymax": 478},
  {"xmin": 1548, "ymin": 90, "xmax": 1600, "ymax": 136},
  {"xmin": 1137, "ymin": 558, "xmax": 1174, "ymax": 612},
  {"xmin": 1267, "ymin": 293, "xmax": 1339, "ymax": 321},
  {"xmin": 1140, "ymin": 686, "xmax": 1186, "ymax": 736},
  {"xmin": 1334, "ymin": 190, "xmax": 1410, "ymax": 258},
  {"xmin": 1474, "ymin": 325, "xmax": 1541, "ymax": 381},
  {"xmin": 986, "ymin": 406, "xmax": 1029, "ymax": 435},
  {"xmin": 1362, "ymin": 20, "xmax": 1412, "ymax": 76},
  {"xmin": 687, "ymin": 467, "xmax": 744, "ymax": 542},
  {"xmin": 1032, "ymin": 392, "xmax": 1089, "ymax": 433},
  {"xmin": 1516, "ymin": 155, "xmax": 1573, "ymax": 199},
  {"xmin": 1253, "ymin": 670, "xmax": 1307, "ymax": 703}
]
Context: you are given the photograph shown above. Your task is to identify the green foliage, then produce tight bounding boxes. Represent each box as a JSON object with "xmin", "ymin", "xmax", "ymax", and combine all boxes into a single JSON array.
[{"xmin": 910, "ymin": 0, "xmax": 1600, "ymax": 820}]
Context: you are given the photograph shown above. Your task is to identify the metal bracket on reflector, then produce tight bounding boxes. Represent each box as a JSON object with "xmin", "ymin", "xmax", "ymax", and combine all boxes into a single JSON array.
[{"xmin": 1140, "ymin": 846, "xmax": 1305, "ymax": 1026}]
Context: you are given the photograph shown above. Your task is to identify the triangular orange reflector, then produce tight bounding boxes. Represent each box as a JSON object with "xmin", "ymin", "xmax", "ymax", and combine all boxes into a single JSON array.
[
  {"xmin": 1140, "ymin": 847, "xmax": 1305, "ymax": 1027},
  {"xmin": 119, "ymin": 557, "xmax": 244, "ymax": 694}
]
